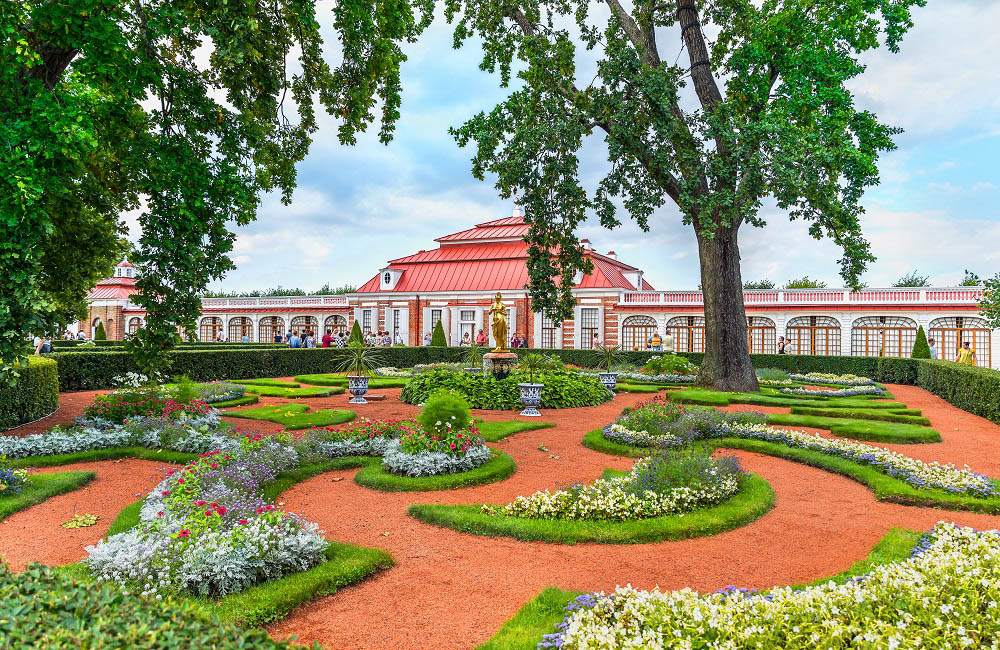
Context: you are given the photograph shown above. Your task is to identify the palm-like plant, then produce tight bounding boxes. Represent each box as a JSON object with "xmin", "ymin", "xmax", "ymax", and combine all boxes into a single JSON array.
[
  {"xmin": 519, "ymin": 352, "xmax": 555, "ymax": 384},
  {"xmin": 463, "ymin": 344, "xmax": 485, "ymax": 369},
  {"xmin": 595, "ymin": 344, "xmax": 623, "ymax": 373},
  {"xmin": 336, "ymin": 342, "xmax": 384, "ymax": 377}
]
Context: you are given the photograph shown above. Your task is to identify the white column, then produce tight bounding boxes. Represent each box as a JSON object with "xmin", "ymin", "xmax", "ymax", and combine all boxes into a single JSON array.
[
  {"xmin": 840, "ymin": 313, "xmax": 854, "ymax": 357},
  {"xmin": 449, "ymin": 307, "xmax": 460, "ymax": 345},
  {"xmin": 573, "ymin": 305, "xmax": 582, "ymax": 349}
]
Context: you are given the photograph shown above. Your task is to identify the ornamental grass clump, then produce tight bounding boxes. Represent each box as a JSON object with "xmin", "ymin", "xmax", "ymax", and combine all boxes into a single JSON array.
[
  {"xmin": 541, "ymin": 523, "xmax": 1000, "ymax": 650},
  {"xmin": 483, "ymin": 448, "xmax": 743, "ymax": 522},
  {"xmin": 86, "ymin": 433, "xmax": 327, "ymax": 598}
]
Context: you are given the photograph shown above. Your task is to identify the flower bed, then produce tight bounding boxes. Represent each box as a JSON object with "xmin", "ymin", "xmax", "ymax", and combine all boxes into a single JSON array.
[
  {"xmin": 0, "ymin": 412, "xmax": 236, "ymax": 459},
  {"xmin": 375, "ymin": 367, "xmax": 414, "ymax": 377},
  {"xmin": 84, "ymin": 391, "xmax": 213, "ymax": 424},
  {"xmin": 86, "ymin": 433, "xmax": 327, "ymax": 598},
  {"xmin": 603, "ymin": 398, "xmax": 766, "ymax": 450},
  {"xmin": 592, "ymin": 371, "xmax": 696, "ymax": 384},
  {"xmin": 0, "ymin": 455, "xmax": 28, "ymax": 493},
  {"xmin": 483, "ymin": 447, "xmax": 742, "ymax": 521},
  {"xmin": 302, "ymin": 418, "xmax": 413, "ymax": 458},
  {"xmin": 541, "ymin": 522, "xmax": 1000, "ymax": 650},
  {"xmin": 789, "ymin": 372, "xmax": 875, "ymax": 386},
  {"xmin": 382, "ymin": 440, "xmax": 493, "ymax": 477},
  {"xmin": 711, "ymin": 422, "xmax": 996, "ymax": 497},
  {"xmin": 779, "ymin": 385, "xmax": 885, "ymax": 397},
  {"xmin": 197, "ymin": 381, "xmax": 246, "ymax": 404}
]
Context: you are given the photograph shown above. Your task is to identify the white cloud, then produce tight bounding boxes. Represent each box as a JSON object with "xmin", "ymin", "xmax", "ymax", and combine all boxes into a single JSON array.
[{"xmin": 973, "ymin": 182, "xmax": 997, "ymax": 192}]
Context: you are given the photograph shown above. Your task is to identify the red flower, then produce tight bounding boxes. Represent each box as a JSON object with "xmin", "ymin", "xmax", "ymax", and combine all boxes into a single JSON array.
[
  {"xmin": 449, "ymin": 443, "xmax": 457, "ymax": 449},
  {"xmin": 178, "ymin": 529, "xmax": 190, "ymax": 538},
  {"xmin": 196, "ymin": 500, "xmax": 206, "ymax": 506},
  {"xmin": 216, "ymin": 506, "xmax": 227, "ymax": 515},
  {"xmin": 238, "ymin": 519, "xmax": 248, "ymax": 525},
  {"xmin": 161, "ymin": 490, "xmax": 170, "ymax": 496},
  {"xmin": 166, "ymin": 470, "xmax": 175, "ymax": 476},
  {"xmin": 256, "ymin": 507, "xmax": 265, "ymax": 514},
  {"xmin": 157, "ymin": 511, "xmax": 164, "ymax": 517},
  {"xmin": 205, "ymin": 510, "xmax": 214, "ymax": 517},
  {"xmin": 177, "ymin": 478, "xmax": 185, "ymax": 484}
]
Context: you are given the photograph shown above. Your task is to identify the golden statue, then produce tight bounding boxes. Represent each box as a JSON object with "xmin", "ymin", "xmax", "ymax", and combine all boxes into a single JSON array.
[{"xmin": 488, "ymin": 292, "xmax": 509, "ymax": 352}]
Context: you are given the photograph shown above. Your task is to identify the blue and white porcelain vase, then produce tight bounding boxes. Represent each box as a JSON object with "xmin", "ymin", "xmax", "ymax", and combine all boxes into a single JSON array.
[
  {"xmin": 347, "ymin": 375, "xmax": 370, "ymax": 404},
  {"xmin": 518, "ymin": 382, "xmax": 543, "ymax": 417}
]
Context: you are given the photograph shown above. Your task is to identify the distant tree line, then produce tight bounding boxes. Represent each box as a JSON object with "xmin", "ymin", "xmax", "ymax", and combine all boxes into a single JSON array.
[
  {"xmin": 743, "ymin": 269, "xmax": 984, "ymax": 290},
  {"xmin": 202, "ymin": 284, "xmax": 356, "ymax": 298}
]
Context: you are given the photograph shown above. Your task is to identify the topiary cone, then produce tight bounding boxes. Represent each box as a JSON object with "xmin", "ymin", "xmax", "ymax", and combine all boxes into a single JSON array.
[
  {"xmin": 430, "ymin": 319, "xmax": 448, "ymax": 347},
  {"xmin": 348, "ymin": 320, "xmax": 363, "ymax": 345},
  {"xmin": 912, "ymin": 325, "xmax": 931, "ymax": 359}
]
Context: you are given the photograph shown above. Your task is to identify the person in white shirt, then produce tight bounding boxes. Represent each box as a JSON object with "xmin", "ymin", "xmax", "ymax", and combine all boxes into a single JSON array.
[{"xmin": 928, "ymin": 337, "xmax": 938, "ymax": 360}]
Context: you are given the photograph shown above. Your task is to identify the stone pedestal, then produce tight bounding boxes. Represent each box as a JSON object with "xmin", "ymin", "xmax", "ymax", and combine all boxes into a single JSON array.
[{"xmin": 483, "ymin": 352, "xmax": 518, "ymax": 380}]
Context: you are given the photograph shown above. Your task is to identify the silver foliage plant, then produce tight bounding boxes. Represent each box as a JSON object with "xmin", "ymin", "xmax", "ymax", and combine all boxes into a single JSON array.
[{"xmin": 381, "ymin": 439, "xmax": 492, "ymax": 477}]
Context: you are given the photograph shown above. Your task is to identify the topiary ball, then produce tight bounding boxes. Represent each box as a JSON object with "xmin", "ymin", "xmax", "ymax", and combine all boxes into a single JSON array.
[{"xmin": 417, "ymin": 389, "xmax": 472, "ymax": 435}]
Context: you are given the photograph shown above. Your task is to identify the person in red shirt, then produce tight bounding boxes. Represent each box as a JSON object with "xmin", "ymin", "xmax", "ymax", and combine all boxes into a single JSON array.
[
  {"xmin": 476, "ymin": 329, "xmax": 488, "ymax": 347},
  {"xmin": 321, "ymin": 328, "xmax": 333, "ymax": 348}
]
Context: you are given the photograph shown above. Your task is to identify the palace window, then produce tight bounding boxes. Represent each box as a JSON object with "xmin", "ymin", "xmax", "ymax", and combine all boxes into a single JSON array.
[
  {"xmin": 929, "ymin": 316, "xmax": 991, "ymax": 367},
  {"xmin": 228, "ymin": 317, "xmax": 253, "ymax": 342},
  {"xmin": 785, "ymin": 316, "xmax": 841, "ymax": 356},
  {"xmin": 200, "ymin": 317, "xmax": 223, "ymax": 341},
  {"xmin": 430, "ymin": 309, "xmax": 442, "ymax": 333},
  {"xmin": 666, "ymin": 316, "xmax": 705, "ymax": 353},
  {"xmin": 851, "ymin": 316, "xmax": 917, "ymax": 358},
  {"xmin": 540, "ymin": 314, "xmax": 557, "ymax": 349},
  {"xmin": 747, "ymin": 316, "xmax": 776, "ymax": 354},
  {"xmin": 325, "ymin": 315, "xmax": 347, "ymax": 335},
  {"xmin": 621, "ymin": 315, "xmax": 657, "ymax": 351},
  {"xmin": 580, "ymin": 308, "xmax": 600, "ymax": 349},
  {"xmin": 459, "ymin": 310, "xmax": 476, "ymax": 342},
  {"xmin": 290, "ymin": 316, "xmax": 318, "ymax": 335},
  {"xmin": 127, "ymin": 318, "xmax": 142, "ymax": 335},
  {"xmin": 259, "ymin": 316, "xmax": 284, "ymax": 342}
]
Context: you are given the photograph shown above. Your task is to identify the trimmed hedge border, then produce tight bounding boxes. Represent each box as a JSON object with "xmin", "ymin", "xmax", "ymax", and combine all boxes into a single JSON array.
[
  {"xmin": 354, "ymin": 449, "xmax": 517, "ymax": 492},
  {"xmin": 44, "ymin": 347, "xmax": 1000, "ymax": 425},
  {"xmin": 1, "ymin": 357, "xmax": 59, "ymax": 430},
  {"xmin": 406, "ymin": 473, "xmax": 774, "ymax": 544}
]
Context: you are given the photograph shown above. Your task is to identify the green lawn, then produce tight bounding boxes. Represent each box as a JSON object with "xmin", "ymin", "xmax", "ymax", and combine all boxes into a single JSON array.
[
  {"xmin": 475, "ymin": 527, "xmax": 922, "ymax": 650},
  {"xmin": 787, "ymin": 406, "xmax": 931, "ymax": 426},
  {"xmin": 223, "ymin": 403, "xmax": 355, "ymax": 429},
  {"xmin": 231, "ymin": 378, "xmax": 302, "ymax": 387},
  {"xmin": 239, "ymin": 384, "xmax": 343, "ymax": 398},
  {"xmin": 294, "ymin": 373, "xmax": 410, "ymax": 388},
  {"xmin": 477, "ymin": 420, "xmax": 555, "ymax": 442},
  {"xmin": 0, "ymin": 471, "xmax": 95, "ymax": 521},
  {"xmin": 408, "ymin": 473, "xmax": 773, "ymax": 544},
  {"xmin": 767, "ymin": 413, "xmax": 940, "ymax": 444},
  {"xmin": 11, "ymin": 447, "xmax": 198, "ymax": 469},
  {"xmin": 667, "ymin": 387, "xmax": 905, "ymax": 410}
]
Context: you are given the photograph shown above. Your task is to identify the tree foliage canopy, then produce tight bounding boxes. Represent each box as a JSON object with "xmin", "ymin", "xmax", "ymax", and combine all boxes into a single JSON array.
[
  {"xmin": 892, "ymin": 270, "xmax": 930, "ymax": 287},
  {"xmin": 445, "ymin": 0, "xmax": 923, "ymax": 323},
  {"xmin": 980, "ymin": 273, "xmax": 1000, "ymax": 330},
  {"xmin": 1, "ymin": 0, "xmax": 432, "ymax": 381},
  {"xmin": 783, "ymin": 276, "xmax": 827, "ymax": 289}
]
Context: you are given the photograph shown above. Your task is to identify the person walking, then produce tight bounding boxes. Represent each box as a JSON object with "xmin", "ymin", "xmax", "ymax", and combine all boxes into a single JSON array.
[
  {"xmin": 928, "ymin": 337, "xmax": 938, "ymax": 360},
  {"xmin": 241, "ymin": 332, "xmax": 250, "ymax": 344},
  {"xmin": 957, "ymin": 341, "xmax": 976, "ymax": 366},
  {"xmin": 424, "ymin": 333, "xmax": 432, "ymax": 346},
  {"xmin": 289, "ymin": 331, "xmax": 301, "ymax": 348},
  {"xmin": 322, "ymin": 329, "xmax": 333, "ymax": 348},
  {"xmin": 591, "ymin": 331, "xmax": 601, "ymax": 349},
  {"xmin": 649, "ymin": 332, "xmax": 662, "ymax": 351},
  {"xmin": 274, "ymin": 330, "xmax": 284, "ymax": 343}
]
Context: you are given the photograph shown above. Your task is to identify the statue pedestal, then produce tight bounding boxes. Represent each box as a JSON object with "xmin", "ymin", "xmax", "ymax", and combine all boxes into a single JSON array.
[{"xmin": 483, "ymin": 352, "xmax": 518, "ymax": 380}]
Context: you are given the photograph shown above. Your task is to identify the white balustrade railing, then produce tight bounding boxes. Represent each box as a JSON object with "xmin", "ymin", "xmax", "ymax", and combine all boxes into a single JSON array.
[
  {"xmin": 619, "ymin": 287, "xmax": 984, "ymax": 306},
  {"xmin": 199, "ymin": 295, "xmax": 349, "ymax": 309}
]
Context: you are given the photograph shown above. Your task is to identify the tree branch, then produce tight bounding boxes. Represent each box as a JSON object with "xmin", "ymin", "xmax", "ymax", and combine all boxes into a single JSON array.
[
  {"xmin": 675, "ymin": 1, "xmax": 723, "ymax": 110},
  {"xmin": 604, "ymin": 0, "xmax": 660, "ymax": 68}
]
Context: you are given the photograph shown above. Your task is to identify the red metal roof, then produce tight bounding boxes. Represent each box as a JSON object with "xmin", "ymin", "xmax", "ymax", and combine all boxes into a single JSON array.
[
  {"xmin": 474, "ymin": 215, "xmax": 527, "ymax": 227},
  {"xmin": 87, "ymin": 277, "xmax": 138, "ymax": 300},
  {"xmin": 389, "ymin": 242, "xmax": 527, "ymax": 264},
  {"xmin": 435, "ymin": 223, "xmax": 531, "ymax": 243}
]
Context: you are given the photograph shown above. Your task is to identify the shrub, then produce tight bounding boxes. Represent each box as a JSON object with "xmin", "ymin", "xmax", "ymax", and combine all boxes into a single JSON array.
[
  {"xmin": 83, "ymin": 391, "xmax": 212, "ymax": 424},
  {"xmin": 641, "ymin": 354, "xmax": 697, "ymax": 376},
  {"xmin": 382, "ymin": 440, "xmax": 493, "ymax": 477},
  {"xmin": 0, "ymin": 455, "xmax": 29, "ymax": 494},
  {"xmin": 430, "ymin": 319, "xmax": 447, "ymax": 346},
  {"xmin": 917, "ymin": 360, "xmax": 1000, "ymax": 425},
  {"xmin": 0, "ymin": 564, "xmax": 292, "ymax": 649},
  {"xmin": 0, "ymin": 356, "xmax": 59, "ymax": 430},
  {"xmin": 400, "ymin": 369, "xmax": 612, "ymax": 410},
  {"xmin": 298, "ymin": 418, "xmax": 412, "ymax": 459},
  {"xmin": 94, "ymin": 321, "xmax": 107, "ymax": 340},
  {"xmin": 912, "ymin": 325, "xmax": 931, "ymax": 359},
  {"xmin": 348, "ymin": 320, "xmax": 363, "ymax": 345},
  {"xmin": 417, "ymin": 390, "xmax": 472, "ymax": 435},
  {"xmin": 755, "ymin": 367, "xmax": 790, "ymax": 382}
]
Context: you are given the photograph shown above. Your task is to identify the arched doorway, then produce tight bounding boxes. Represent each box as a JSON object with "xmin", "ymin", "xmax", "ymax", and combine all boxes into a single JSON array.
[
  {"xmin": 127, "ymin": 317, "xmax": 142, "ymax": 335},
  {"xmin": 290, "ymin": 316, "xmax": 318, "ymax": 335},
  {"xmin": 621, "ymin": 315, "xmax": 658, "ymax": 351},
  {"xmin": 851, "ymin": 316, "xmax": 917, "ymax": 358},
  {"xmin": 786, "ymin": 316, "xmax": 841, "ymax": 356},
  {"xmin": 666, "ymin": 316, "xmax": 705, "ymax": 353},
  {"xmin": 747, "ymin": 316, "xmax": 776, "ymax": 354},
  {"xmin": 229, "ymin": 317, "xmax": 253, "ymax": 342},
  {"xmin": 325, "ymin": 315, "xmax": 348, "ymax": 336},
  {"xmin": 929, "ymin": 316, "xmax": 991, "ymax": 367},
  {"xmin": 91, "ymin": 317, "xmax": 103, "ymax": 339},
  {"xmin": 259, "ymin": 316, "xmax": 285, "ymax": 342},
  {"xmin": 200, "ymin": 317, "xmax": 223, "ymax": 342}
]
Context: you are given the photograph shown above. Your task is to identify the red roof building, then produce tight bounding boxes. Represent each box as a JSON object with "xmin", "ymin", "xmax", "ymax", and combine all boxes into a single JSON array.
[{"xmin": 79, "ymin": 205, "xmax": 996, "ymax": 367}]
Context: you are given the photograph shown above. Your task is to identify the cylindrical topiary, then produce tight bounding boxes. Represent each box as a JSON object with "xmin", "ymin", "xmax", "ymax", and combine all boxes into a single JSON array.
[
  {"xmin": 94, "ymin": 321, "xmax": 107, "ymax": 340},
  {"xmin": 912, "ymin": 325, "xmax": 931, "ymax": 359},
  {"xmin": 0, "ymin": 357, "xmax": 59, "ymax": 429},
  {"xmin": 430, "ymin": 320, "xmax": 447, "ymax": 347}
]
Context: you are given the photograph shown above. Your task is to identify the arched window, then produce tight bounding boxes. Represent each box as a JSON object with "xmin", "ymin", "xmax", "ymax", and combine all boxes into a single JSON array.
[
  {"xmin": 621, "ymin": 315, "xmax": 658, "ymax": 351},
  {"xmin": 91, "ymin": 317, "xmax": 102, "ymax": 339},
  {"xmin": 747, "ymin": 316, "xmax": 776, "ymax": 354},
  {"xmin": 786, "ymin": 316, "xmax": 841, "ymax": 356},
  {"xmin": 666, "ymin": 316, "xmax": 705, "ymax": 353},
  {"xmin": 929, "ymin": 317, "xmax": 991, "ymax": 367},
  {"xmin": 127, "ymin": 317, "xmax": 142, "ymax": 335},
  {"xmin": 325, "ymin": 315, "xmax": 348, "ymax": 335},
  {"xmin": 851, "ymin": 316, "xmax": 917, "ymax": 358},
  {"xmin": 229, "ymin": 317, "xmax": 253, "ymax": 342},
  {"xmin": 259, "ymin": 316, "xmax": 285, "ymax": 342},
  {"xmin": 290, "ymin": 316, "xmax": 318, "ymax": 335},
  {"xmin": 200, "ymin": 317, "xmax": 223, "ymax": 342}
]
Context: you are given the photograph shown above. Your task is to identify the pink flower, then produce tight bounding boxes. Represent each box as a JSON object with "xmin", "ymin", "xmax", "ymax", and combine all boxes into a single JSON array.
[
  {"xmin": 161, "ymin": 490, "xmax": 170, "ymax": 496},
  {"xmin": 205, "ymin": 510, "xmax": 214, "ymax": 517},
  {"xmin": 449, "ymin": 443, "xmax": 457, "ymax": 449},
  {"xmin": 157, "ymin": 511, "xmax": 164, "ymax": 517},
  {"xmin": 177, "ymin": 478, "xmax": 185, "ymax": 484},
  {"xmin": 256, "ymin": 507, "xmax": 265, "ymax": 514},
  {"xmin": 216, "ymin": 506, "xmax": 227, "ymax": 515},
  {"xmin": 238, "ymin": 519, "xmax": 248, "ymax": 525},
  {"xmin": 166, "ymin": 470, "xmax": 175, "ymax": 476},
  {"xmin": 178, "ymin": 529, "xmax": 190, "ymax": 538},
  {"xmin": 210, "ymin": 463, "xmax": 218, "ymax": 469}
]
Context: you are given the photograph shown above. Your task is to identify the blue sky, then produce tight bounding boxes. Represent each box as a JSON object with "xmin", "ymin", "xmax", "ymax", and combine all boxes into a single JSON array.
[{"xmin": 197, "ymin": 1, "xmax": 1000, "ymax": 293}]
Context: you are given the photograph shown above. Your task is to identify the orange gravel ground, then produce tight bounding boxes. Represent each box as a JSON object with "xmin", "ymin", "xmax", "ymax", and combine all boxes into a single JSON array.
[{"xmin": 3, "ymin": 383, "xmax": 1000, "ymax": 649}]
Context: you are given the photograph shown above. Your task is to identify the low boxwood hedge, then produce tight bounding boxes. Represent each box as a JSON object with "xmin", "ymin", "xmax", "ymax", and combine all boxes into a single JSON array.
[
  {"xmin": 917, "ymin": 360, "xmax": 1000, "ymax": 425},
  {"xmin": 0, "ymin": 357, "xmax": 59, "ymax": 430}
]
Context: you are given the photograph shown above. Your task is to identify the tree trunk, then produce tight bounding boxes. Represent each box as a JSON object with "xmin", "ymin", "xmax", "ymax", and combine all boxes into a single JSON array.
[{"xmin": 695, "ymin": 227, "xmax": 760, "ymax": 392}]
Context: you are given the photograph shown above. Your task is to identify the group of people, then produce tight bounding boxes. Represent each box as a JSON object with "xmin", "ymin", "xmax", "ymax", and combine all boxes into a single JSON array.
[
  {"xmin": 645, "ymin": 331, "xmax": 674, "ymax": 352},
  {"xmin": 929, "ymin": 337, "xmax": 978, "ymax": 366},
  {"xmin": 431, "ymin": 329, "xmax": 529, "ymax": 348},
  {"xmin": 271, "ymin": 329, "xmax": 402, "ymax": 348}
]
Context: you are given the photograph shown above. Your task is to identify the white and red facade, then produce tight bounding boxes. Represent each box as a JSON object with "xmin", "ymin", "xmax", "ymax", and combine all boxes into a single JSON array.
[{"xmin": 84, "ymin": 206, "xmax": 999, "ymax": 368}]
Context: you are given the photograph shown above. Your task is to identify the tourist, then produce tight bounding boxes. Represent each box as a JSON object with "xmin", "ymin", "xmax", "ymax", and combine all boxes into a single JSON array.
[
  {"xmin": 461, "ymin": 332, "xmax": 471, "ymax": 346},
  {"xmin": 33, "ymin": 334, "xmax": 51, "ymax": 354},
  {"xmin": 289, "ymin": 331, "xmax": 301, "ymax": 348},
  {"xmin": 382, "ymin": 331, "xmax": 392, "ymax": 347},
  {"xmin": 928, "ymin": 337, "xmax": 938, "ymax": 360},
  {"xmin": 649, "ymin": 332, "xmax": 662, "ymax": 351},
  {"xmin": 273, "ymin": 330, "xmax": 283, "ymax": 343},
  {"xmin": 777, "ymin": 336, "xmax": 791, "ymax": 354},
  {"xmin": 77, "ymin": 330, "xmax": 86, "ymax": 340},
  {"xmin": 592, "ymin": 331, "xmax": 601, "ymax": 348},
  {"xmin": 394, "ymin": 331, "xmax": 404, "ymax": 346},
  {"xmin": 241, "ymin": 332, "xmax": 250, "ymax": 343},
  {"xmin": 216, "ymin": 331, "xmax": 225, "ymax": 343},
  {"xmin": 424, "ymin": 333, "xmax": 432, "ymax": 346},
  {"xmin": 476, "ymin": 329, "xmax": 488, "ymax": 347},
  {"xmin": 322, "ymin": 328, "xmax": 333, "ymax": 348},
  {"xmin": 957, "ymin": 341, "xmax": 976, "ymax": 366}
]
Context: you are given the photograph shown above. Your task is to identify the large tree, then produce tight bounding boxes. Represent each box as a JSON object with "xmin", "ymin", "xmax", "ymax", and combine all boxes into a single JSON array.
[
  {"xmin": 445, "ymin": 0, "xmax": 922, "ymax": 390},
  {"xmin": 1, "ymin": 0, "xmax": 431, "ymax": 381}
]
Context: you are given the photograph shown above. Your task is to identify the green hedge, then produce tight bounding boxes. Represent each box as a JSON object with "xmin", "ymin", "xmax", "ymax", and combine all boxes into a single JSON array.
[
  {"xmin": 0, "ymin": 357, "xmax": 59, "ymax": 429},
  {"xmin": 917, "ymin": 360, "xmax": 1000, "ymax": 425}
]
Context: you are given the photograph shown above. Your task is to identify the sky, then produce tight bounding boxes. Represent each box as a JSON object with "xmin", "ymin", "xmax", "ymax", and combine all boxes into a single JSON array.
[{"xmin": 194, "ymin": 1, "xmax": 1000, "ymax": 294}]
